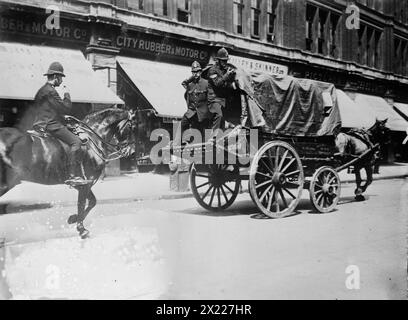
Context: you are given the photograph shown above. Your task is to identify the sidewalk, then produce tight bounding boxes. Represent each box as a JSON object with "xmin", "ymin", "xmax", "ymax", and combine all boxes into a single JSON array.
[{"xmin": 0, "ymin": 163, "xmax": 407, "ymax": 211}]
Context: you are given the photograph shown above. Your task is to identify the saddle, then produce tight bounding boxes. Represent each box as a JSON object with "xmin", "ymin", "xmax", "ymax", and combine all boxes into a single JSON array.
[
  {"xmin": 27, "ymin": 117, "xmax": 88, "ymax": 144},
  {"xmin": 27, "ymin": 125, "xmax": 50, "ymax": 138}
]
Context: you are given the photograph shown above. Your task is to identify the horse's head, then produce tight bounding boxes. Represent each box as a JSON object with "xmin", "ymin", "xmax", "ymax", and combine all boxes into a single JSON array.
[
  {"xmin": 84, "ymin": 108, "xmax": 137, "ymax": 157},
  {"xmin": 369, "ymin": 118, "xmax": 391, "ymax": 146}
]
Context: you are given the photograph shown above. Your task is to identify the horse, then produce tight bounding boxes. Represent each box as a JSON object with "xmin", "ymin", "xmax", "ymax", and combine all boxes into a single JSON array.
[
  {"xmin": 0, "ymin": 108, "xmax": 137, "ymax": 238},
  {"xmin": 335, "ymin": 119, "xmax": 391, "ymax": 201}
]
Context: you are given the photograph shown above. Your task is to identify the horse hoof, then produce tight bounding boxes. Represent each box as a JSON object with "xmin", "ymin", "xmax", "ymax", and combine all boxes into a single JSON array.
[
  {"xmin": 354, "ymin": 188, "xmax": 363, "ymax": 196},
  {"xmin": 79, "ymin": 229, "xmax": 90, "ymax": 239},
  {"xmin": 67, "ymin": 214, "xmax": 78, "ymax": 224},
  {"xmin": 355, "ymin": 195, "xmax": 365, "ymax": 202}
]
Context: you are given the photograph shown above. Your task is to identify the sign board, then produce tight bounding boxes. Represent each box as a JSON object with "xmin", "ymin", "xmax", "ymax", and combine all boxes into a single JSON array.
[
  {"xmin": 115, "ymin": 32, "xmax": 209, "ymax": 65},
  {"xmin": 0, "ymin": 15, "xmax": 89, "ymax": 42},
  {"xmin": 229, "ymin": 55, "xmax": 288, "ymax": 76}
]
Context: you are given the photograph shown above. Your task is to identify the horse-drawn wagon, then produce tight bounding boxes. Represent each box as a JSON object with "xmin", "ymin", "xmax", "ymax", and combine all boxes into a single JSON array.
[{"xmin": 167, "ymin": 69, "xmax": 389, "ymax": 218}]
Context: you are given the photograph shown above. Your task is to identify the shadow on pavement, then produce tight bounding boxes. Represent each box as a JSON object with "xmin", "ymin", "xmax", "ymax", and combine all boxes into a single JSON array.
[{"xmin": 0, "ymin": 203, "xmax": 53, "ymax": 215}]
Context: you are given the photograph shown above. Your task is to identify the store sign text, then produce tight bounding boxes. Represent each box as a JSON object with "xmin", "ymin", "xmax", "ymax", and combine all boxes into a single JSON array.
[
  {"xmin": 0, "ymin": 17, "xmax": 88, "ymax": 41},
  {"xmin": 116, "ymin": 35, "xmax": 208, "ymax": 61},
  {"xmin": 229, "ymin": 55, "xmax": 288, "ymax": 76}
]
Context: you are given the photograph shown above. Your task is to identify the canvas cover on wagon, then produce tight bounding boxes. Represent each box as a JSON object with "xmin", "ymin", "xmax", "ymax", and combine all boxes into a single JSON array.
[{"xmin": 232, "ymin": 68, "xmax": 342, "ymax": 137}]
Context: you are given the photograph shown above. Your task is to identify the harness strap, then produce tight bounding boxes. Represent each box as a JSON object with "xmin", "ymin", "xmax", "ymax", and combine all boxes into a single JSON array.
[{"xmin": 347, "ymin": 129, "xmax": 374, "ymax": 149}]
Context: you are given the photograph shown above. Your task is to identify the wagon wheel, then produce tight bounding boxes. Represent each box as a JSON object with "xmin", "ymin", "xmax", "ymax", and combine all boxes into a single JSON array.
[
  {"xmin": 249, "ymin": 141, "xmax": 304, "ymax": 218},
  {"xmin": 309, "ymin": 166, "xmax": 341, "ymax": 213},
  {"xmin": 190, "ymin": 164, "xmax": 240, "ymax": 212}
]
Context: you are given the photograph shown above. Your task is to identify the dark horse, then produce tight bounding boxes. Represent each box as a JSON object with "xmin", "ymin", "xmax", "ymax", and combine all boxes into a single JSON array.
[
  {"xmin": 335, "ymin": 119, "xmax": 391, "ymax": 201},
  {"xmin": 0, "ymin": 108, "xmax": 136, "ymax": 238}
]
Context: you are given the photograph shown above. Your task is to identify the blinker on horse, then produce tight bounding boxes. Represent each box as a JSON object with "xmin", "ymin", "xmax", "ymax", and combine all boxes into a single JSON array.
[{"xmin": 0, "ymin": 108, "xmax": 137, "ymax": 239}]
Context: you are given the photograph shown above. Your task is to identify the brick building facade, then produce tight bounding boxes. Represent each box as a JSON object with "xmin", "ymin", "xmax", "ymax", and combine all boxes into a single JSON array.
[{"xmin": 1, "ymin": 0, "xmax": 408, "ymax": 168}]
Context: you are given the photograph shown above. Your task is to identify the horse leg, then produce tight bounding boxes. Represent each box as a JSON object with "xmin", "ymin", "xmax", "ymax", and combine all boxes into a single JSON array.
[
  {"xmin": 354, "ymin": 168, "xmax": 365, "ymax": 201},
  {"xmin": 80, "ymin": 189, "xmax": 96, "ymax": 223},
  {"xmin": 75, "ymin": 185, "xmax": 91, "ymax": 239},
  {"xmin": 67, "ymin": 187, "xmax": 96, "ymax": 224},
  {"xmin": 361, "ymin": 165, "xmax": 373, "ymax": 193}
]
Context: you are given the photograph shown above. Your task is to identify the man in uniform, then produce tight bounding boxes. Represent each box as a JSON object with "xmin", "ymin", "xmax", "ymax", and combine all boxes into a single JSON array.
[
  {"xmin": 207, "ymin": 47, "xmax": 237, "ymax": 133},
  {"xmin": 174, "ymin": 61, "xmax": 210, "ymax": 145},
  {"xmin": 33, "ymin": 61, "xmax": 87, "ymax": 186}
]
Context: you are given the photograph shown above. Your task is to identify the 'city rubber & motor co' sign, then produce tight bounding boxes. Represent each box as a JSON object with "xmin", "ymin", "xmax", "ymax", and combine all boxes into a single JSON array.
[{"xmin": 115, "ymin": 33, "xmax": 209, "ymax": 63}]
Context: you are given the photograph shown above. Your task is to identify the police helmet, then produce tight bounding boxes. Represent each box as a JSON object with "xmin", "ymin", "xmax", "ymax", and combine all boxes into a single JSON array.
[{"xmin": 44, "ymin": 62, "xmax": 65, "ymax": 77}]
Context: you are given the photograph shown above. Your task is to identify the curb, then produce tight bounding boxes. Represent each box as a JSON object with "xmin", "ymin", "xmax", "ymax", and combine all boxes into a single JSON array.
[
  {"xmin": 1, "ymin": 175, "xmax": 407, "ymax": 213},
  {"xmin": 341, "ymin": 174, "xmax": 408, "ymax": 184}
]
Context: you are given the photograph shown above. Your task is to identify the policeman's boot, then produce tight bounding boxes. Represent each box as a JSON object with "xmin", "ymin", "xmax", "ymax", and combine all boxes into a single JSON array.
[{"xmin": 65, "ymin": 151, "xmax": 88, "ymax": 186}]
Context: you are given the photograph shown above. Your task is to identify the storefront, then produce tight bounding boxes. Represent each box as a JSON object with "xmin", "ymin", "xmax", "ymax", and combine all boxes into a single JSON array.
[
  {"xmin": 0, "ymin": 7, "xmax": 125, "ymax": 174},
  {"xmin": 1, "ymin": 1, "xmax": 407, "ymax": 173}
]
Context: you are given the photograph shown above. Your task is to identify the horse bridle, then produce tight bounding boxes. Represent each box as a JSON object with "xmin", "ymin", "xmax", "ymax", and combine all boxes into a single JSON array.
[{"xmin": 66, "ymin": 114, "xmax": 136, "ymax": 162}]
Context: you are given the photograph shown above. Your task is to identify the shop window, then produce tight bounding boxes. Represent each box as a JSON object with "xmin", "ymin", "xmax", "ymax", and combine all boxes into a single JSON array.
[
  {"xmin": 328, "ymin": 13, "xmax": 340, "ymax": 58},
  {"xmin": 266, "ymin": 0, "xmax": 279, "ymax": 42},
  {"xmin": 233, "ymin": 0, "xmax": 244, "ymax": 35},
  {"xmin": 357, "ymin": 24, "xmax": 382, "ymax": 68},
  {"xmin": 153, "ymin": 0, "xmax": 168, "ymax": 16},
  {"xmin": 251, "ymin": 0, "xmax": 262, "ymax": 38},
  {"xmin": 305, "ymin": 4, "xmax": 317, "ymax": 52},
  {"xmin": 317, "ymin": 10, "xmax": 328, "ymax": 54},
  {"xmin": 177, "ymin": 0, "xmax": 191, "ymax": 23},
  {"xmin": 127, "ymin": 0, "xmax": 144, "ymax": 11},
  {"xmin": 357, "ymin": 24, "xmax": 367, "ymax": 65},
  {"xmin": 366, "ymin": 27, "xmax": 374, "ymax": 67},
  {"xmin": 374, "ymin": 30, "xmax": 382, "ymax": 69},
  {"xmin": 394, "ymin": 37, "xmax": 408, "ymax": 75}
]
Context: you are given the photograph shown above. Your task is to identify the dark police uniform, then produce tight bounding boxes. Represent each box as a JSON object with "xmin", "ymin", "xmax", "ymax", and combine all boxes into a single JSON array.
[
  {"xmin": 33, "ymin": 83, "xmax": 82, "ymax": 176},
  {"xmin": 207, "ymin": 63, "xmax": 236, "ymax": 131},
  {"xmin": 175, "ymin": 76, "xmax": 210, "ymax": 143}
]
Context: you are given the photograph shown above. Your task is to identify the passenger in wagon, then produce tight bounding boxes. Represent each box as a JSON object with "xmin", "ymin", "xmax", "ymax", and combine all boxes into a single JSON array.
[
  {"xmin": 174, "ymin": 61, "xmax": 211, "ymax": 145},
  {"xmin": 207, "ymin": 47, "xmax": 237, "ymax": 134}
]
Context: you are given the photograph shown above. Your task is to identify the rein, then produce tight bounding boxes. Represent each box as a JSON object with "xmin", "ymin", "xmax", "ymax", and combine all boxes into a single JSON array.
[{"xmin": 65, "ymin": 115, "xmax": 134, "ymax": 162}]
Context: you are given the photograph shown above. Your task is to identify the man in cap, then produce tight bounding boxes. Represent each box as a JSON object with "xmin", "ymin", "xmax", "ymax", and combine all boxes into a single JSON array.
[
  {"xmin": 207, "ymin": 47, "xmax": 237, "ymax": 134},
  {"xmin": 174, "ymin": 61, "xmax": 210, "ymax": 145},
  {"xmin": 33, "ymin": 62, "xmax": 87, "ymax": 186}
]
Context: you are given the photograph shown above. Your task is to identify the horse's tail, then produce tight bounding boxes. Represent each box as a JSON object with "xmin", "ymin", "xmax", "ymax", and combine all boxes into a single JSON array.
[
  {"xmin": 0, "ymin": 128, "xmax": 25, "ymax": 196},
  {"xmin": 0, "ymin": 138, "xmax": 10, "ymax": 197}
]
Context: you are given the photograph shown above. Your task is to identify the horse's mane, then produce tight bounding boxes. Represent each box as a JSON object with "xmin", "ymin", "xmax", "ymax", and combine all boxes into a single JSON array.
[{"xmin": 83, "ymin": 108, "xmax": 128, "ymax": 127}]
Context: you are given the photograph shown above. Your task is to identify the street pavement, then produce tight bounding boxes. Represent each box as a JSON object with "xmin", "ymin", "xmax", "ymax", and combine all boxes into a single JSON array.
[
  {"xmin": 0, "ymin": 178, "xmax": 406, "ymax": 300},
  {"xmin": 0, "ymin": 163, "xmax": 407, "ymax": 211}
]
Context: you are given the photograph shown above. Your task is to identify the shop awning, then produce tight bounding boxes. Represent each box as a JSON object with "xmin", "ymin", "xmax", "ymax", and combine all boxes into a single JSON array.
[
  {"xmin": 336, "ymin": 89, "xmax": 374, "ymax": 128},
  {"xmin": 117, "ymin": 57, "xmax": 189, "ymax": 118},
  {"xmin": 0, "ymin": 42, "xmax": 123, "ymax": 104},
  {"xmin": 394, "ymin": 103, "xmax": 408, "ymax": 121},
  {"xmin": 351, "ymin": 93, "xmax": 407, "ymax": 132}
]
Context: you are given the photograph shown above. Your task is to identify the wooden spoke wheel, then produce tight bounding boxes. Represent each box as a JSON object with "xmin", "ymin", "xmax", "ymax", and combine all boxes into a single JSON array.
[
  {"xmin": 309, "ymin": 166, "xmax": 341, "ymax": 213},
  {"xmin": 190, "ymin": 164, "xmax": 240, "ymax": 211},
  {"xmin": 249, "ymin": 141, "xmax": 304, "ymax": 218}
]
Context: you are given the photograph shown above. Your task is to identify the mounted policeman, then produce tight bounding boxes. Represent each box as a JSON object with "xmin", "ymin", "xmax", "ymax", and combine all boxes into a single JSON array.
[
  {"xmin": 174, "ymin": 60, "xmax": 211, "ymax": 145},
  {"xmin": 32, "ymin": 62, "xmax": 87, "ymax": 186}
]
